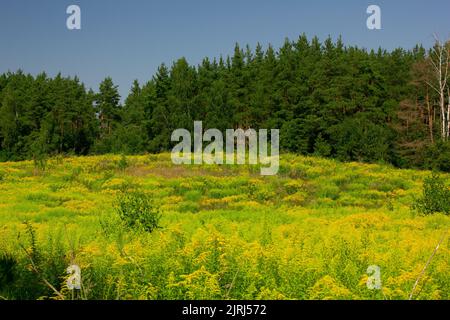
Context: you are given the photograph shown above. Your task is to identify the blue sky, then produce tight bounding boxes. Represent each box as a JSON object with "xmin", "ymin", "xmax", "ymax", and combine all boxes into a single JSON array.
[{"xmin": 1, "ymin": 0, "xmax": 449, "ymax": 99}]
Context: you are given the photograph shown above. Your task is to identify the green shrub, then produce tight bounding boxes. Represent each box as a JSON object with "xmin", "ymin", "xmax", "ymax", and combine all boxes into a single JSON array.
[
  {"xmin": 115, "ymin": 191, "xmax": 161, "ymax": 233},
  {"xmin": 0, "ymin": 253, "xmax": 17, "ymax": 291},
  {"xmin": 9, "ymin": 222, "xmax": 67, "ymax": 300},
  {"xmin": 424, "ymin": 141, "xmax": 450, "ymax": 172},
  {"xmin": 313, "ymin": 134, "xmax": 332, "ymax": 157},
  {"xmin": 413, "ymin": 173, "xmax": 450, "ymax": 215},
  {"xmin": 117, "ymin": 154, "xmax": 129, "ymax": 171}
]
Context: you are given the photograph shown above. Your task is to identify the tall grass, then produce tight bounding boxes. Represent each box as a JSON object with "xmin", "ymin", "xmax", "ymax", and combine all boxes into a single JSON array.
[{"xmin": 0, "ymin": 154, "xmax": 448, "ymax": 300}]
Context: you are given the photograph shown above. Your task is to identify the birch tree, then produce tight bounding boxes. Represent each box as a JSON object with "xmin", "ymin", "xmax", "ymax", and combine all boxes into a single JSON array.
[{"xmin": 427, "ymin": 36, "xmax": 450, "ymax": 141}]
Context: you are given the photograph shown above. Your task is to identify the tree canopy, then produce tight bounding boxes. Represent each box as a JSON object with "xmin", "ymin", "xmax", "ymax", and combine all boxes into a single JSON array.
[{"xmin": 0, "ymin": 35, "xmax": 449, "ymax": 171}]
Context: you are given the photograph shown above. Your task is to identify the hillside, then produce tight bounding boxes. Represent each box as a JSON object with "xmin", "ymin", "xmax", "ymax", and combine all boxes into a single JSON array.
[{"xmin": 2, "ymin": 36, "xmax": 450, "ymax": 173}]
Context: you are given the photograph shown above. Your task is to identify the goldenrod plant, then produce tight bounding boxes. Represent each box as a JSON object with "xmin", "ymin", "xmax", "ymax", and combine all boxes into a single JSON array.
[{"xmin": 0, "ymin": 154, "xmax": 448, "ymax": 300}]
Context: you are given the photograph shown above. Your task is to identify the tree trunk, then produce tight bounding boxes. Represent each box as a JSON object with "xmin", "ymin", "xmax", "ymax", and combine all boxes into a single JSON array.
[
  {"xmin": 447, "ymin": 89, "xmax": 450, "ymax": 140},
  {"xmin": 440, "ymin": 92, "xmax": 446, "ymax": 140},
  {"xmin": 426, "ymin": 92, "xmax": 434, "ymax": 143}
]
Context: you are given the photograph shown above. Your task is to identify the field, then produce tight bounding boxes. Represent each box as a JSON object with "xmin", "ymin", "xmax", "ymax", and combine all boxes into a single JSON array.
[{"xmin": 0, "ymin": 154, "xmax": 449, "ymax": 300}]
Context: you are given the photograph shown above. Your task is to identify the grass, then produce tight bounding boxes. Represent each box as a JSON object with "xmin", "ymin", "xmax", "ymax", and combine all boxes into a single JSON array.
[{"xmin": 0, "ymin": 153, "xmax": 449, "ymax": 300}]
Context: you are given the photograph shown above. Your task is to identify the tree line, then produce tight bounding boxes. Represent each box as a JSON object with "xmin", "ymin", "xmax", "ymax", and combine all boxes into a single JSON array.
[{"xmin": 0, "ymin": 34, "xmax": 449, "ymax": 171}]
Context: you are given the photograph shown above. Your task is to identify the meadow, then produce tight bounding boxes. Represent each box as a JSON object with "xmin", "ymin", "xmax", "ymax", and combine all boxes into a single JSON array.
[{"xmin": 0, "ymin": 154, "xmax": 449, "ymax": 300}]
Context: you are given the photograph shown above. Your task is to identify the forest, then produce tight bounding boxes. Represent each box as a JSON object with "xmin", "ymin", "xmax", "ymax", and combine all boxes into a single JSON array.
[{"xmin": 0, "ymin": 34, "xmax": 449, "ymax": 171}]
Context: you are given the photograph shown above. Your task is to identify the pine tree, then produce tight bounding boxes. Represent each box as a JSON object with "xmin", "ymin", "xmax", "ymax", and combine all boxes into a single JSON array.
[{"xmin": 96, "ymin": 77, "xmax": 121, "ymax": 137}]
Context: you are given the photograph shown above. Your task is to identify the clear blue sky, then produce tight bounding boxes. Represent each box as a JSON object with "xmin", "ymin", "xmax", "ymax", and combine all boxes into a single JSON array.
[{"xmin": 1, "ymin": 0, "xmax": 449, "ymax": 100}]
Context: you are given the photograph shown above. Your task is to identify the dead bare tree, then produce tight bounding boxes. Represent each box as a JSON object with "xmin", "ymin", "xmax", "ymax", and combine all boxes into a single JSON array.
[
  {"xmin": 426, "ymin": 35, "xmax": 450, "ymax": 141},
  {"xmin": 447, "ymin": 87, "xmax": 450, "ymax": 139}
]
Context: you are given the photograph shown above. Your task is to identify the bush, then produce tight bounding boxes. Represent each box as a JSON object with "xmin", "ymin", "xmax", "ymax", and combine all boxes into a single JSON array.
[
  {"xmin": 413, "ymin": 173, "xmax": 450, "ymax": 215},
  {"xmin": 424, "ymin": 141, "xmax": 450, "ymax": 172},
  {"xmin": 33, "ymin": 154, "xmax": 48, "ymax": 173},
  {"xmin": 313, "ymin": 134, "xmax": 332, "ymax": 157},
  {"xmin": 117, "ymin": 154, "xmax": 129, "ymax": 171},
  {"xmin": 0, "ymin": 253, "xmax": 17, "ymax": 291},
  {"xmin": 329, "ymin": 118, "xmax": 392, "ymax": 163},
  {"xmin": 115, "ymin": 191, "xmax": 161, "ymax": 233},
  {"xmin": 6, "ymin": 222, "xmax": 68, "ymax": 300}
]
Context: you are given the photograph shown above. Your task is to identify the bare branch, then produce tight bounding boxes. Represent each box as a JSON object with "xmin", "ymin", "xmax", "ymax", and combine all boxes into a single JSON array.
[
  {"xmin": 425, "ymin": 80, "xmax": 441, "ymax": 94},
  {"xmin": 409, "ymin": 228, "xmax": 449, "ymax": 300},
  {"xmin": 19, "ymin": 243, "xmax": 65, "ymax": 300}
]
